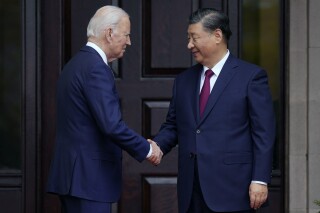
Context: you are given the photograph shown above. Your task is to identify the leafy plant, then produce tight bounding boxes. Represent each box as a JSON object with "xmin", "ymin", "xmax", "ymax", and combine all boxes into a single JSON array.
[{"xmin": 314, "ymin": 200, "xmax": 320, "ymax": 213}]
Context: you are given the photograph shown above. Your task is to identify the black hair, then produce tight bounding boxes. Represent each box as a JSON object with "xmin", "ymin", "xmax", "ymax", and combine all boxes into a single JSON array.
[{"xmin": 189, "ymin": 8, "xmax": 232, "ymax": 41}]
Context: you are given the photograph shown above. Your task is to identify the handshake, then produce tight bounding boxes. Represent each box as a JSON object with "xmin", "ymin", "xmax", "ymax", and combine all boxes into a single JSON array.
[{"xmin": 146, "ymin": 139, "xmax": 163, "ymax": 166}]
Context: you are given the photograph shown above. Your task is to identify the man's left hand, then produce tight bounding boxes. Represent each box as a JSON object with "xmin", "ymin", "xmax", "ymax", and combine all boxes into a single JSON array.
[{"xmin": 249, "ymin": 182, "xmax": 268, "ymax": 210}]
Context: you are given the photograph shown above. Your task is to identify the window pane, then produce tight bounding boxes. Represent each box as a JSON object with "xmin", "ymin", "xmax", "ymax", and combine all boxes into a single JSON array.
[
  {"xmin": 241, "ymin": 0, "xmax": 281, "ymax": 170},
  {"xmin": 0, "ymin": 0, "xmax": 22, "ymax": 171}
]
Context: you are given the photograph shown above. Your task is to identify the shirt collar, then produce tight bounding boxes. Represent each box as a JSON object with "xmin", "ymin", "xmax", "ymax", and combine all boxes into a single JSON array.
[
  {"xmin": 86, "ymin": 42, "xmax": 108, "ymax": 65},
  {"xmin": 203, "ymin": 50, "xmax": 230, "ymax": 77}
]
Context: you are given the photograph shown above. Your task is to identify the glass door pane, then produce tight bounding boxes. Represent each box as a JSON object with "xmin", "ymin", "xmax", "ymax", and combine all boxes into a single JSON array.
[
  {"xmin": 0, "ymin": 0, "xmax": 22, "ymax": 172},
  {"xmin": 241, "ymin": 0, "xmax": 282, "ymax": 170}
]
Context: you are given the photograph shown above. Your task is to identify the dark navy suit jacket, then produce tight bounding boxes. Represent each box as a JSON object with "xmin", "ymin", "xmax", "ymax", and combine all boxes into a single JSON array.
[
  {"xmin": 47, "ymin": 46, "xmax": 149, "ymax": 202},
  {"xmin": 154, "ymin": 54, "xmax": 276, "ymax": 212}
]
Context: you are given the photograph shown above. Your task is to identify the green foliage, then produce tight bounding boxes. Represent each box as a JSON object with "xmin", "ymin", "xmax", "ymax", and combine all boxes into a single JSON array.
[{"xmin": 314, "ymin": 200, "xmax": 320, "ymax": 213}]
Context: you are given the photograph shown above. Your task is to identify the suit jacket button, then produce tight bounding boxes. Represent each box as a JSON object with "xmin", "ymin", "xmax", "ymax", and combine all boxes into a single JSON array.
[{"xmin": 196, "ymin": 129, "xmax": 201, "ymax": 134}]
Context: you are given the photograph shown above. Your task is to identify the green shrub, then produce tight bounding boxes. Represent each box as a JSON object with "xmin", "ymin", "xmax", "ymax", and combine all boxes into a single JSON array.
[{"xmin": 314, "ymin": 200, "xmax": 320, "ymax": 213}]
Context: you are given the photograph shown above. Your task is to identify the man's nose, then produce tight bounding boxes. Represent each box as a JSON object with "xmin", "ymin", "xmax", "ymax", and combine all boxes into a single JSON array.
[
  {"xmin": 187, "ymin": 40, "xmax": 194, "ymax": 49},
  {"xmin": 127, "ymin": 36, "xmax": 131, "ymax": 45}
]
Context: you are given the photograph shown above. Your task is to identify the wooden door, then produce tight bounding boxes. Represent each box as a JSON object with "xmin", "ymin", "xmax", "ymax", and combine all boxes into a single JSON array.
[{"xmin": 40, "ymin": 0, "xmax": 284, "ymax": 213}]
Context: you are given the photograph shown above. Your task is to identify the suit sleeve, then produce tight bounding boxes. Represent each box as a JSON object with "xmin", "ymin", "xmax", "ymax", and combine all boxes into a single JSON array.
[
  {"xmin": 247, "ymin": 69, "xmax": 276, "ymax": 183},
  {"xmin": 153, "ymin": 80, "xmax": 179, "ymax": 154},
  {"xmin": 83, "ymin": 63, "xmax": 149, "ymax": 162}
]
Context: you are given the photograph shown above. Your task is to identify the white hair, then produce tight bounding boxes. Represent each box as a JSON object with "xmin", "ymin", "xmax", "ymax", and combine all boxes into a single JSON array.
[{"xmin": 87, "ymin": 5, "xmax": 129, "ymax": 38}]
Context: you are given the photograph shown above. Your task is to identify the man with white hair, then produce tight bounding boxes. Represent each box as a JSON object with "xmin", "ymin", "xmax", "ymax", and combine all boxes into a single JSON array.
[{"xmin": 46, "ymin": 5, "xmax": 162, "ymax": 213}]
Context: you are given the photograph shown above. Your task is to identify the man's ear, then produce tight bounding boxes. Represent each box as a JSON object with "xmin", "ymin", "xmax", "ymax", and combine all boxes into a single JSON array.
[
  {"xmin": 214, "ymin": 29, "xmax": 223, "ymax": 43},
  {"xmin": 105, "ymin": 28, "xmax": 113, "ymax": 42}
]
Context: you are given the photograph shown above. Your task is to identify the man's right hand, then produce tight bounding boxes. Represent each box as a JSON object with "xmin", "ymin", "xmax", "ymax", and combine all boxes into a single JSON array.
[{"xmin": 146, "ymin": 139, "xmax": 163, "ymax": 166}]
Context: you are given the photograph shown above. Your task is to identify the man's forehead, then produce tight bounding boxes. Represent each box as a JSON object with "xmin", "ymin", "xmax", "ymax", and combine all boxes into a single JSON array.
[
  {"xmin": 115, "ymin": 17, "xmax": 130, "ymax": 31},
  {"xmin": 188, "ymin": 23, "xmax": 205, "ymax": 34}
]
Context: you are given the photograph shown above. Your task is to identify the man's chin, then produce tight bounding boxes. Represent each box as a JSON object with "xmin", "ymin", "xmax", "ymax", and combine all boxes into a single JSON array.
[
  {"xmin": 193, "ymin": 57, "xmax": 201, "ymax": 64},
  {"xmin": 116, "ymin": 53, "xmax": 124, "ymax": 59}
]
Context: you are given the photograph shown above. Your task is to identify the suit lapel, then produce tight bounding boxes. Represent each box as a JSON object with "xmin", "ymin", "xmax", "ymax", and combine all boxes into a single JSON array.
[
  {"xmin": 192, "ymin": 64, "xmax": 203, "ymax": 123},
  {"xmin": 185, "ymin": 64, "xmax": 202, "ymax": 124},
  {"xmin": 198, "ymin": 54, "xmax": 238, "ymax": 125}
]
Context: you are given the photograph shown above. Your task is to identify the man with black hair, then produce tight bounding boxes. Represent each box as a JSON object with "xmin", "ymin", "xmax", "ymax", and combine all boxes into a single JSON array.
[{"xmin": 154, "ymin": 8, "xmax": 275, "ymax": 213}]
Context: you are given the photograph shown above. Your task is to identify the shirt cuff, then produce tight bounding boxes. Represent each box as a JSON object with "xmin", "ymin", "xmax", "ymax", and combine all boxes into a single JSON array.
[
  {"xmin": 146, "ymin": 144, "xmax": 152, "ymax": 158},
  {"xmin": 251, "ymin": 180, "xmax": 267, "ymax": 185}
]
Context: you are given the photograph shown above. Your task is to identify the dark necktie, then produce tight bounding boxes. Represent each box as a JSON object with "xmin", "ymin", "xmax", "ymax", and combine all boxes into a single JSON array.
[{"xmin": 199, "ymin": 69, "xmax": 214, "ymax": 118}]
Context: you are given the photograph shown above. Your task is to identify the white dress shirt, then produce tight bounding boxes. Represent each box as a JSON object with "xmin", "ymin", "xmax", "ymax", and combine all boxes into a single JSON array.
[
  {"xmin": 199, "ymin": 50, "xmax": 230, "ymax": 93},
  {"xmin": 86, "ymin": 42, "xmax": 108, "ymax": 65}
]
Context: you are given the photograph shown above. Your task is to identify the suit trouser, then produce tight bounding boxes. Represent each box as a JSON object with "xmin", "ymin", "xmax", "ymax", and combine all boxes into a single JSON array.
[
  {"xmin": 59, "ymin": 195, "xmax": 111, "ymax": 213},
  {"xmin": 187, "ymin": 157, "xmax": 255, "ymax": 213}
]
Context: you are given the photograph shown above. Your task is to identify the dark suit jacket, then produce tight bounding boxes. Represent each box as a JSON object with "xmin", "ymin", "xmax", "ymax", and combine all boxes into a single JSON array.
[
  {"xmin": 154, "ymin": 54, "xmax": 275, "ymax": 212},
  {"xmin": 47, "ymin": 46, "xmax": 149, "ymax": 202}
]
